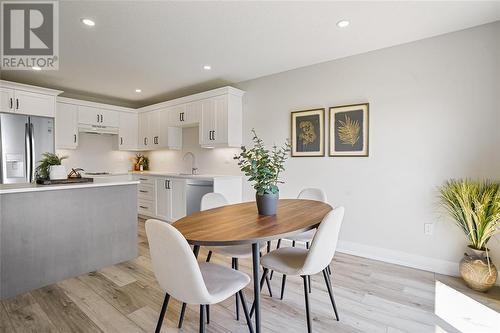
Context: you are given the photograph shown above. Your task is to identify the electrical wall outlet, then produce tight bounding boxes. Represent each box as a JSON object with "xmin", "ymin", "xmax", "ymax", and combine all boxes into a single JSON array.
[{"xmin": 424, "ymin": 223, "xmax": 434, "ymax": 235}]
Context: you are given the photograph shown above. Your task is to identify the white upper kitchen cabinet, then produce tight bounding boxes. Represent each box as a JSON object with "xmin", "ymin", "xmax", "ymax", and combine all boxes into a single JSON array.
[
  {"xmin": 55, "ymin": 102, "xmax": 79, "ymax": 149},
  {"xmin": 0, "ymin": 87, "xmax": 15, "ymax": 113},
  {"xmin": 0, "ymin": 81, "xmax": 61, "ymax": 117},
  {"xmin": 118, "ymin": 112, "xmax": 139, "ymax": 150},
  {"xmin": 199, "ymin": 92, "xmax": 241, "ymax": 148},
  {"xmin": 78, "ymin": 106, "xmax": 119, "ymax": 127},
  {"xmin": 168, "ymin": 101, "xmax": 200, "ymax": 127}
]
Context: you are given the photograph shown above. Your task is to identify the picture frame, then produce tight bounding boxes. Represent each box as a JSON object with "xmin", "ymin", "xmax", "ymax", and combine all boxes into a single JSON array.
[
  {"xmin": 329, "ymin": 103, "xmax": 369, "ymax": 157},
  {"xmin": 290, "ymin": 108, "xmax": 325, "ymax": 157}
]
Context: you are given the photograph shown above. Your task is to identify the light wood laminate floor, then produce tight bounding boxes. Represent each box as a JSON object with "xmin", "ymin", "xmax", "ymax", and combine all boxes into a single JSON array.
[{"xmin": 1, "ymin": 219, "xmax": 498, "ymax": 332}]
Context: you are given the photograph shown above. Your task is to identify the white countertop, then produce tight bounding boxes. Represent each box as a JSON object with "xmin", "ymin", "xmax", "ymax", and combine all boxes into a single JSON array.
[
  {"xmin": 130, "ymin": 171, "xmax": 242, "ymax": 181},
  {"xmin": 0, "ymin": 179, "xmax": 139, "ymax": 194}
]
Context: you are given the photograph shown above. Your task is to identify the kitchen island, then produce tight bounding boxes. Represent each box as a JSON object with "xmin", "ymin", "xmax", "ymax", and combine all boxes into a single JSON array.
[{"xmin": 0, "ymin": 179, "xmax": 139, "ymax": 299}]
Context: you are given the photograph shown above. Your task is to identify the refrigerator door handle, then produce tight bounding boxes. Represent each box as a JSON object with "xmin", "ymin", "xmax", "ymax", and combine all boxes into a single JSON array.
[
  {"xmin": 25, "ymin": 123, "xmax": 31, "ymax": 182},
  {"xmin": 30, "ymin": 123, "xmax": 35, "ymax": 182}
]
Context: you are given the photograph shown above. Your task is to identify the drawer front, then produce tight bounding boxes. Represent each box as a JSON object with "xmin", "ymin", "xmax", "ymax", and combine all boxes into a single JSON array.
[
  {"xmin": 138, "ymin": 184, "xmax": 154, "ymax": 200},
  {"xmin": 135, "ymin": 175, "xmax": 155, "ymax": 185},
  {"xmin": 138, "ymin": 199, "xmax": 155, "ymax": 216}
]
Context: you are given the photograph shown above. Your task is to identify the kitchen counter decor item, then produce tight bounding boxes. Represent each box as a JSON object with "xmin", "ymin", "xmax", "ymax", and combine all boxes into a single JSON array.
[
  {"xmin": 234, "ymin": 129, "xmax": 290, "ymax": 215},
  {"xmin": 439, "ymin": 179, "xmax": 500, "ymax": 292},
  {"xmin": 35, "ymin": 153, "xmax": 68, "ymax": 181},
  {"xmin": 134, "ymin": 153, "xmax": 149, "ymax": 171}
]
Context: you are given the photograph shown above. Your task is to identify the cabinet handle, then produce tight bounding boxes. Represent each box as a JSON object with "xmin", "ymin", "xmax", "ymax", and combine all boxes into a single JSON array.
[
  {"xmin": 73, "ymin": 134, "xmax": 77, "ymax": 143},
  {"xmin": 212, "ymin": 130, "xmax": 216, "ymax": 141},
  {"xmin": 16, "ymin": 98, "xmax": 19, "ymax": 110},
  {"xmin": 101, "ymin": 114, "xmax": 103, "ymax": 123},
  {"xmin": 139, "ymin": 190, "xmax": 148, "ymax": 193},
  {"xmin": 139, "ymin": 205, "xmax": 148, "ymax": 209},
  {"xmin": 144, "ymin": 137, "xmax": 148, "ymax": 145},
  {"xmin": 139, "ymin": 178, "xmax": 148, "ymax": 181},
  {"xmin": 168, "ymin": 180, "xmax": 171, "ymax": 189},
  {"xmin": 97, "ymin": 114, "xmax": 100, "ymax": 123},
  {"xmin": 120, "ymin": 137, "xmax": 123, "ymax": 145},
  {"xmin": 164, "ymin": 180, "xmax": 168, "ymax": 189},
  {"xmin": 208, "ymin": 130, "xmax": 212, "ymax": 140},
  {"xmin": 9, "ymin": 98, "xmax": 13, "ymax": 109}
]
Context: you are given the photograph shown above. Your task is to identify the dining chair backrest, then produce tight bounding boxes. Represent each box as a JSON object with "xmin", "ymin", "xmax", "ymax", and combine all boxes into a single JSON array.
[
  {"xmin": 302, "ymin": 207, "xmax": 344, "ymax": 275},
  {"xmin": 298, "ymin": 188, "xmax": 327, "ymax": 203},
  {"xmin": 145, "ymin": 219, "xmax": 211, "ymax": 304},
  {"xmin": 201, "ymin": 192, "xmax": 228, "ymax": 211}
]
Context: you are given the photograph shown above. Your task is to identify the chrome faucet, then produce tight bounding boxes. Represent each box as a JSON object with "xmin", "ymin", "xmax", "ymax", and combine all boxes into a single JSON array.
[{"xmin": 183, "ymin": 152, "xmax": 198, "ymax": 175}]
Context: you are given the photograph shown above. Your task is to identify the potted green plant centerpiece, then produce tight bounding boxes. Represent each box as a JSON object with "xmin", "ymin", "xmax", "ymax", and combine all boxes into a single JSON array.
[
  {"xmin": 36, "ymin": 153, "xmax": 68, "ymax": 180},
  {"xmin": 439, "ymin": 179, "xmax": 500, "ymax": 292},
  {"xmin": 235, "ymin": 130, "xmax": 290, "ymax": 215}
]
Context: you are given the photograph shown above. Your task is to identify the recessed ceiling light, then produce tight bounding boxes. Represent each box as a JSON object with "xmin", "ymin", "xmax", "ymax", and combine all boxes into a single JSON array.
[
  {"xmin": 135, "ymin": 89, "xmax": 142, "ymax": 93},
  {"xmin": 32, "ymin": 66, "xmax": 41, "ymax": 71},
  {"xmin": 81, "ymin": 18, "xmax": 95, "ymax": 27},
  {"xmin": 203, "ymin": 65, "xmax": 212, "ymax": 70},
  {"xmin": 336, "ymin": 20, "xmax": 350, "ymax": 28}
]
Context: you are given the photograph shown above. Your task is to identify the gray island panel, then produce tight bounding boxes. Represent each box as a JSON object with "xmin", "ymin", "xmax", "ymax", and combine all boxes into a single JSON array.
[{"xmin": 0, "ymin": 183, "xmax": 138, "ymax": 299}]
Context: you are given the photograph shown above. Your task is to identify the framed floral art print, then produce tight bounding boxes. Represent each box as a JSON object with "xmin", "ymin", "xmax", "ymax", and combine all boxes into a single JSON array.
[
  {"xmin": 329, "ymin": 103, "xmax": 369, "ymax": 157},
  {"xmin": 290, "ymin": 108, "xmax": 325, "ymax": 157}
]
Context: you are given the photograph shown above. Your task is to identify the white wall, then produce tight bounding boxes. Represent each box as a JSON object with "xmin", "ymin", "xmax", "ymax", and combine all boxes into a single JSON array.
[
  {"xmin": 57, "ymin": 133, "xmax": 136, "ymax": 173},
  {"xmin": 234, "ymin": 22, "xmax": 500, "ymax": 275}
]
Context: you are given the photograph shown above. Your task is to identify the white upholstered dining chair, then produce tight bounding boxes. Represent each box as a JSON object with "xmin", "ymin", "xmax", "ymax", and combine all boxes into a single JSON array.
[
  {"xmin": 270, "ymin": 188, "xmax": 330, "ymax": 293},
  {"xmin": 145, "ymin": 219, "xmax": 254, "ymax": 333},
  {"xmin": 253, "ymin": 207, "xmax": 344, "ymax": 333},
  {"xmin": 201, "ymin": 193, "xmax": 271, "ymax": 322}
]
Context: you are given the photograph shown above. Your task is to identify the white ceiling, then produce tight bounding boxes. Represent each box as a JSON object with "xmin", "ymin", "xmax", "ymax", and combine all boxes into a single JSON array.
[{"xmin": 1, "ymin": 1, "xmax": 499, "ymax": 107}]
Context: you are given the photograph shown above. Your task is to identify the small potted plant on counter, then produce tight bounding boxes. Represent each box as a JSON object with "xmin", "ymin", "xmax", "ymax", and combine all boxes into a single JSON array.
[
  {"xmin": 134, "ymin": 153, "xmax": 149, "ymax": 171},
  {"xmin": 36, "ymin": 152, "xmax": 68, "ymax": 180},
  {"xmin": 439, "ymin": 179, "xmax": 500, "ymax": 292},
  {"xmin": 235, "ymin": 129, "xmax": 290, "ymax": 215}
]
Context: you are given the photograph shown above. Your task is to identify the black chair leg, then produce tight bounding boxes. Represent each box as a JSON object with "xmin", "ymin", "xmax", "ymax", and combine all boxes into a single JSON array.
[
  {"xmin": 308, "ymin": 275, "xmax": 312, "ymax": 293},
  {"xmin": 239, "ymin": 290, "xmax": 255, "ymax": 333},
  {"xmin": 155, "ymin": 293, "xmax": 170, "ymax": 333},
  {"xmin": 206, "ymin": 304, "xmax": 210, "ymax": 324},
  {"xmin": 302, "ymin": 276, "xmax": 312, "ymax": 333},
  {"xmin": 265, "ymin": 273, "xmax": 273, "ymax": 297},
  {"xmin": 267, "ymin": 241, "xmax": 271, "ymax": 253},
  {"xmin": 199, "ymin": 305, "xmax": 206, "ymax": 333},
  {"xmin": 280, "ymin": 275, "xmax": 287, "ymax": 300},
  {"xmin": 270, "ymin": 239, "xmax": 282, "ymax": 280},
  {"xmin": 232, "ymin": 258, "xmax": 240, "ymax": 320},
  {"xmin": 322, "ymin": 269, "xmax": 339, "ymax": 321},
  {"xmin": 206, "ymin": 250, "xmax": 212, "ymax": 262},
  {"xmin": 327, "ymin": 265, "xmax": 332, "ymax": 275},
  {"xmin": 178, "ymin": 303, "xmax": 186, "ymax": 328},
  {"xmin": 250, "ymin": 268, "xmax": 268, "ymax": 317}
]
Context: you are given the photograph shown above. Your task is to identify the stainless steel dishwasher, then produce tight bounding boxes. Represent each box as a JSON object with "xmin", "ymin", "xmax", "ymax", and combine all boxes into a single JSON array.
[{"xmin": 186, "ymin": 179, "xmax": 214, "ymax": 215}]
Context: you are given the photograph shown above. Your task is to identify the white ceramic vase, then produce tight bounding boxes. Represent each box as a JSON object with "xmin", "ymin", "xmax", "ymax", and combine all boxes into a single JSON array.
[{"xmin": 49, "ymin": 165, "xmax": 67, "ymax": 180}]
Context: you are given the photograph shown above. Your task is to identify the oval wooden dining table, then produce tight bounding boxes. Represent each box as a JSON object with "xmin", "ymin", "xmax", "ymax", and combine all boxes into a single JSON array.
[{"xmin": 173, "ymin": 199, "xmax": 332, "ymax": 333}]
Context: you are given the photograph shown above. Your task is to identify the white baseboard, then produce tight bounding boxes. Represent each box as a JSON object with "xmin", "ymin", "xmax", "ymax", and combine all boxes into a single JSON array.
[{"xmin": 335, "ymin": 240, "xmax": 500, "ymax": 286}]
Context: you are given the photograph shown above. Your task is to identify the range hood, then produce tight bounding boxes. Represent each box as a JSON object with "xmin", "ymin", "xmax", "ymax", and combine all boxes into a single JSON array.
[{"xmin": 78, "ymin": 124, "xmax": 118, "ymax": 135}]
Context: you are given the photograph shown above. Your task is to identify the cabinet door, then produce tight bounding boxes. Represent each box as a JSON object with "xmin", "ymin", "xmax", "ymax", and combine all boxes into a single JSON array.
[
  {"xmin": 148, "ymin": 110, "xmax": 160, "ymax": 148},
  {"xmin": 14, "ymin": 90, "xmax": 55, "ymax": 117},
  {"xmin": 199, "ymin": 98, "xmax": 216, "ymax": 146},
  {"xmin": 138, "ymin": 112, "xmax": 150, "ymax": 149},
  {"xmin": 211, "ymin": 95, "xmax": 228, "ymax": 144},
  {"xmin": 118, "ymin": 112, "xmax": 138, "ymax": 150},
  {"xmin": 155, "ymin": 177, "xmax": 169, "ymax": 220},
  {"xmin": 0, "ymin": 88, "xmax": 15, "ymax": 113},
  {"xmin": 170, "ymin": 178, "xmax": 186, "ymax": 221},
  {"xmin": 78, "ymin": 105, "xmax": 100, "ymax": 126},
  {"xmin": 55, "ymin": 103, "xmax": 78, "ymax": 149},
  {"xmin": 100, "ymin": 109, "xmax": 119, "ymax": 127}
]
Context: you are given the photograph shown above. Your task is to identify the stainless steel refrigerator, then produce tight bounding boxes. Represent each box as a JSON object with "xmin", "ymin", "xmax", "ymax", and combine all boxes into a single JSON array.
[{"xmin": 0, "ymin": 113, "xmax": 55, "ymax": 184}]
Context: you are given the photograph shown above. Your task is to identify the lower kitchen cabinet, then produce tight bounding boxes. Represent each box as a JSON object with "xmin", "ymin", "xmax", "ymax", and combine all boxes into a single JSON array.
[{"xmin": 155, "ymin": 177, "xmax": 186, "ymax": 221}]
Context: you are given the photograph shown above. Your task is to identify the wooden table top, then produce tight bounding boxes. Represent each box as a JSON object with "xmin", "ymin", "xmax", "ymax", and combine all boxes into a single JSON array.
[{"xmin": 173, "ymin": 199, "xmax": 333, "ymax": 246}]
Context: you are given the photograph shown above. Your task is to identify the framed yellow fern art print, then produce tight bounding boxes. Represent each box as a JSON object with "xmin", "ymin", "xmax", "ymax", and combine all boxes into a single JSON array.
[
  {"xmin": 290, "ymin": 108, "xmax": 325, "ymax": 157},
  {"xmin": 329, "ymin": 103, "xmax": 369, "ymax": 157}
]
